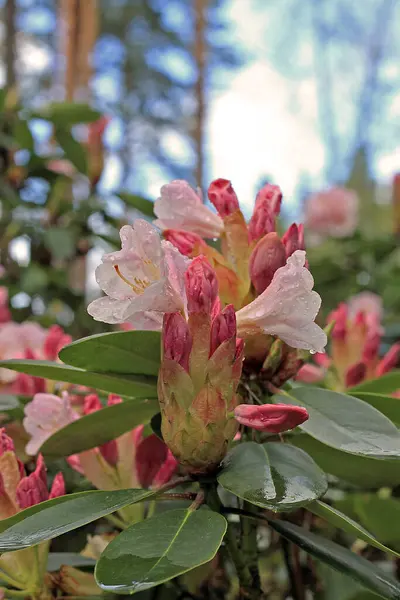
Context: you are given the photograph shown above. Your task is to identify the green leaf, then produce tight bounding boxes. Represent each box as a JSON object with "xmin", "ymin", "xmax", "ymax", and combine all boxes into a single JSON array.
[
  {"xmin": 47, "ymin": 553, "xmax": 96, "ymax": 572},
  {"xmin": 41, "ymin": 397, "xmax": 158, "ymax": 458},
  {"xmin": 0, "ymin": 489, "xmax": 155, "ymax": 551},
  {"xmin": 55, "ymin": 128, "xmax": 88, "ymax": 174},
  {"xmin": 95, "ymin": 508, "xmax": 227, "ymax": 594},
  {"xmin": 274, "ymin": 388, "xmax": 400, "ymax": 458},
  {"xmin": 351, "ymin": 495, "xmax": 400, "ymax": 549},
  {"xmin": 348, "ymin": 392, "xmax": 400, "ymax": 426},
  {"xmin": 59, "ymin": 331, "xmax": 161, "ymax": 376},
  {"xmin": 0, "ymin": 395, "xmax": 20, "ymax": 411},
  {"xmin": 350, "ymin": 371, "xmax": 400, "ymax": 395},
  {"xmin": 13, "ymin": 119, "xmax": 34, "ymax": 152},
  {"xmin": 0, "ymin": 360, "xmax": 158, "ymax": 398},
  {"xmin": 268, "ymin": 519, "xmax": 400, "ymax": 600},
  {"xmin": 308, "ymin": 501, "xmax": 400, "ymax": 558},
  {"xmin": 292, "ymin": 435, "xmax": 400, "ymax": 488},
  {"xmin": 118, "ymin": 192, "xmax": 155, "ymax": 218},
  {"xmin": 43, "ymin": 227, "xmax": 77, "ymax": 261},
  {"xmin": 218, "ymin": 442, "xmax": 327, "ymax": 512},
  {"xmin": 33, "ymin": 103, "xmax": 102, "ymax": 126}
]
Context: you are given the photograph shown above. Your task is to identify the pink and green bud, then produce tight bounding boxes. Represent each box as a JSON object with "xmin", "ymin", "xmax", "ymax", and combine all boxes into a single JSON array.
[
  {"xmin": 248, "ymin": 202, "xmax": 276, "ymax": 243},
  {"xmin": 208, "ymin": 178, "xmax": 239, "ymax": 218},
  {"xmin": 49, "ymin": 472, "xmax": 66, "ymax": 499},
  {"xmin": 185, "ymin": 256, "xmax": 219, "ymax": 315},
  {"xmin": 328, "ymin": 303, "xmax": 348, "ymax": 340},
  {"xmin": 376, "ymin": 342, "xmax": 400, "ymax": 377},
  {"xmin": 163, "ymin": 313, "xmax": 192, "ymax": 372},
  {"xmin": 282, "ymin": 223, "xmax": 305, "ymax": 257},
  {"xmin": 164, "ymin": 229, "xmax": 208, "ymax": 256},
  {"xmin": 345, "ymin": 361, "xmax": 367, "ymax": 387},
  {"xmin": 254, "ymin": 183, "xmax": 282, "ymax": 216},
  {"xmin": 234, "ymin": 403, "xmax": 309, "ymax": 433},
  {"xmin": 249, "ymin": 232, "xmax": 287, "ymax": 294},
  {"xmin": 210, "ymin": 304, "xmax": 236, "ymax": 356}
]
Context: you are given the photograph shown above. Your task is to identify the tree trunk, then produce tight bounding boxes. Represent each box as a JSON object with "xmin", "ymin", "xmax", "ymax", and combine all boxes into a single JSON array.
[
  {"xmin": 193, "ymin": 0, "xmax": 208, "ymax": 189},
  {"xmin": 5, "ymin": 0, "xmax": 17, "ymax": 90}
]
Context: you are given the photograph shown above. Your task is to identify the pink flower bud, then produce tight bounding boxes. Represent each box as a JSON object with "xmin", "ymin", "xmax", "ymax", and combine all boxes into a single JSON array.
[
  {"xmin": 185, "ymin": 256, "xmax": 219, "ymax": 315},
  {"xmin": 152, "ymin": 450, "xmax": 178, "ymax": 487},
  {"xmin": 135, "ymin": 434, "xmax": 169, "ymax": 488},
  {"xmin": 248, "ymin": 202, "xmax": 275, "ymax": 242},
  {"xmin": 99, "ymin": 440, "xmax": 119, "ymax": 467},
  {"xmin": 249, "ymin": 232, "xmax": 287, "ymax": 294},
  {"xmin": 0, "ymin": 287, "xmax": 10, "ymax": 323},
  {"xmin": 282, "ymin": 223, "xmax": 305, "ymax": 257},
  {"xmin": 163, "ymin": 229, "xmax": 207, "ymax": 256},
  {"xmin": 296, "ymin": 363, "xmax": 325, "ymax": 383},
  {"xmin": 234, "ymin": 403, "xmax": 309, "ymax": 433},
  {"xmin": 49, "ymin": 472, "xmax": 66, "ymax": 499},
  {"xmin": 376, "ymin": 343, "xmax": 400, "ymax": 377},
  {"xmin": 83, "ymin": 394, "xmax": 103, "ymax": 415},
  {"xmin": 43, "ymin": 325, "xmax": 72, "ymax": 361},
  {"xmin": 163, "ymin": 313, "xmax": 192, "ymax": 372},
  {"xmin": 15, "ymin": 372, "xmax": 46, "ymax": 395},
  {"xmin": 16, "ymin": 454, "xmax": 49, "ymax": 509},
  {"xmin": 254, "ymin": 183, "xmax": 282, "ymax": 216},
  {"xmin": 208, "ymin": 178, "xmax": 239, "ymax": 218},
  {"xmin": 107, "ymin": 394, "xmax": 122, "ymax": 406},
  {"xmin": 0, "ymin": 428, "xmax": 15, "ymax": 455},
  {"xmin": 345, "ymin": 361, "xmax": 367, "ymax": 387},
  {"xmin": 210, "ymin": 305, "xmax": 237, "ymax": 356},
  {"xmin": 362, "ymin": 331, "xmax": 381, "ymax": 362},
  {"xmin": 328, "ymin": 303, "xmax": 348, "ymax": 339}
]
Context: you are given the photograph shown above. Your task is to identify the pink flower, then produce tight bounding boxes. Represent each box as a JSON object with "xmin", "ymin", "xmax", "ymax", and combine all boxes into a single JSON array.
[
  {"xmin": 347, "ymin": 292, "xmax": 383, "ymax": 324},
  {"xmin": 236, "ymin": 250, "xmax": 327, "ymax": 353},
  {"xmin": 305, "ymin": 187, "xmax": 359, "ymax": 238},
  {"xmin": 296, "ymin": 363, "xmax": 325, "ymax": 383},
  {"xmin": 163, "ymin": 229, "xmax": 208, "ymax": 257},
  {"xmin": 234, "ymin": 403, "xmax": 309, "ymax": 433},
  {"xmin": 87, "ymin": 219, "xmax": 190, "ymax": 329},
  {"xmin": 163, "ymin": 313, "xmax": 192, "ymax": 372},
  {"xmin": 248, "ymin": 184, "xmax": 282, "ymax": 242},
  {"xmin": 0, "ymin": 287, "xmax": 10, "ymax": 323},
  {"xmin": 282, "ymin": 223, "xmax": 305, "ymax": 258},
  {"xmin": 23, "ymin": 392, "xmax": 78, "ymax": 456},
  {"xmin": 208, "ymin": 179, "xmax": 239, "ymax": 218},
  {"xmin": 43, "ymin": 325, "xmax": 72, "ymax": 361},
  {"xmin": 154, "ymin": 180, "xmax": 223, "ymax": 239},
  {"xmin": 376, "ymin": 343, "xmax": 400, "ymax": 377}
]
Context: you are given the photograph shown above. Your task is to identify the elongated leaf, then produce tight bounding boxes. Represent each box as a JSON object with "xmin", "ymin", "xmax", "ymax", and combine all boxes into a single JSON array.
[
  {"xmin": 118, "ymin": 192, "xmax": 155, "ymax": 218},
  {"xmin": 218, "ymin": 442, "xmax": 327, "ymax": 511},
  {"xmin": 41, "ymin": 397, "xmax": 158, "ymax": 458},
  {"xmin": 55, "ymin": 128, "xmax": 87, "ymax": 174},
  {"xmin": 349, "ymin": 392, "xmax": 400, "ymax": 426},
  {"xmin": 351, "ymin": 495, "xmax": 400, "ymax": 549},
  {"xmin": 292, "ymin": 435, "xmax": 400, "ymax": 488},
  {"xmin": 0, "ymin": 489, "xmax": 155, "ymax": 551},
  {"xmin": 47, "ymin": 553, "xmax": 96, "ymax": 571},
  {"xmin": 95, "ymin": 508, "xmax": 227, "ymax": 594},
  {"xmin": 275, "ymin": 388, "xmax": 400, "ymax": 458},
  {"xmin": 0, "ymin": 360, "xmax": 158, "ymax": 398},
  {"xmin": 350, "ymin": 371, "xmax": 400, "ymax": 395},
  {"xmin": 33, "ymin": 103, "xmax": 101, "ymax": 125},
  {"xmin": 59, "ymin": 331, "xmax": 161, "ymax": 376},
  {"xmin": 13, "ymin": 119, "xmax": 34, "ymax": 152},
  {"xmin": 268, "ymin": 520, "xmax": 400, "ymax": 600},
  {"xmin": 308, "ymin": 501, "xmax": 400, "ymax": 558}
]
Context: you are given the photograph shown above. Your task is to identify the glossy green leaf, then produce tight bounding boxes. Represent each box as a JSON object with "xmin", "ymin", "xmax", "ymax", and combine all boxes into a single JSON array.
[
  {"xmin": 317, "ymin": 563, "xmax": 381, "ymax": 600},
  {"xmin": 47, "ymin": 553, "xmax": 96, "ymax": 571},
  {"xmin": 218, "ymin": 442, "xmax": 327, "ymax": 512},
  {"xmin": 41, "ymin": 397, "xmax": 158, "ymax": 457},
  {"xmin": 349, "ymin": 392, "xmax": 400, "ymax": 426},
  {"xmin": 308, "ymin": 501, "xmax": 400, "ymax": 558},
  {"xmin": 59, "ymin": 331, "xmax": 161, "ymax": 376},
  {"xmin": 33, "ymin": 103, "xmax": 101, "ymax": 125},
  {"xmin": 0, "ymin": 489, "xmax": 155, "ymax": 551},
  {"xmin": 292, "ymin": 435, "xmax": 400, "ymax": 488},
  {"xmin": 0, "ymin": 360, "xmax": 158, "ymax": 398},
  {"xmin": 55, "ymin": 128, "xmax": 87, "ymax": 174},
  {"xmin": 350, "ymin": 371, "xmax": 400, "ymax": 395},
  {"xmin": 13, "ymin": 119, "xmax": 34, "ymax": 152},
  {"xmin": 95, "ymin": 508, "xmax": 227, "ymax": 594},
  {"xmin": 275, "ymin": 388, "xmax": 400, "ymax": 458},
  {"xmin": 118, "ymin": 192, "xmax": 155, "ymax": 217},
  {"xmin": 268, "ymin": 519, "xmax": 400, "ymax": 600}
]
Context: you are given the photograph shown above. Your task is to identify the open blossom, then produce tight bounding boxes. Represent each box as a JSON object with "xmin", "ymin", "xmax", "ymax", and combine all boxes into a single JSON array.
[
  {"xmin": 237, "ymin": 251, "xmax": 327, "ymax": 353},
  {"xmin": 87, "ymin": 219, "xmax": 190, "ymax": 329},
  {"xmin": 347, "ymin": 292, "xmax": 383, "ymax": 325},
  {"xmin": 234, "ymin": 403, "xmax": 309, "ymax": 433},
  {"xmin": 154, "ymin": 180, "xmax": 223, "ymax": 239},
  {"xmin": 305, "ymin": 187, "xmax": 359, "ymax": 238},
  {"xmin": 23, "ymin": 392, "xmax": 79, "ymax": 455}
]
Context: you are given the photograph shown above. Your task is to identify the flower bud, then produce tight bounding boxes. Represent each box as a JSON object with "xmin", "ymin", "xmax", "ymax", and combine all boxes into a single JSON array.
[
  {"xmin": 248, "ymin": 202, "xmax": 275, "ymax": 243},
  {"xmin": 208, "ymin": 178, "xmax": 239, "ymax": 218},
  {"xmin": 84, "ymin": 394, "xmax": 103, "ymax": 414},
  {"xmin": 16, "ymin": 454, "xmax": 49, "ymax": 509},
  {"xmin": 57, "ymin": 565, "xmax": 101, "ymax": 596},
  {"xmin": 163, "ymin": 313, "xmax": 192, "ymax": 372},
  {"xmin": 99, "ymin": 440, "xmax": 119, "ymax": 467},
  {"xmin": 376, "ymin": 342, "xmax": 400, "ymax": 377},
  {"xmin": 282, "ymin": 223, "xmax": 305, "ymax": 257},
  {"xmin": 43, "ymin": 325, "xmax": 72, "ymax": 361},
  {"xmin": 362, "ymin": 331, "xmax": 381, "ymax": 363},
  {"xmin": 345, "ymin": 361, "xmax": 367, "ymax": 387},
  {"xmin": 135, "ymin": 434, "xmax": 170, "ymax": 488},
  {"xmin": 234, "ymin": 403, "xmax": 309, "ymax": 433},
  {"xmin": 0, "ymin": 429, "xmax": 15, "ymax": 455},
  {"xmin": 210, "ymin": 305, "xmax": 236, "ymax": 356},
  {"xmin": 49, "ymin": 472, "xmax": 66, "ymax": 499},
  {"xmin": 164, "ymin": 229, "xmax": 207, "ymax": 256},
  {"xmin": 249, "ymin": 232, "xmax": 286, "ymax": 294},
  {"xmin": 296, "ymin": 363, "xmax": 325, "ymax": 383},
  {"xmin": 328, "ymin": 303, "xmax": 348, "ymax": 340},
  {"xmin": 185, "ymin": 256, "xmax": 219, "ymax": 315},
  {"xmin": 254, "ymin": 183, "xmax": 282, "ymax": 216}
]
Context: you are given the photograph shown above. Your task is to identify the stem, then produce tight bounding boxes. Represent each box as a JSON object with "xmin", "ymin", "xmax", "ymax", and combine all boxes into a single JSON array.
[
  {"xmin": 189, "ymin": 489, "xmax": 205, "ymax": 511},
  {"xmin": 281, "ymin": 539, "xmax": 305, "ymax": 600},
  {"xmin": 241, "ymin": 502, "xmax": 261, "ymax": 590},
  {"xmin": 158, "ymin": 493, "xmax": 197, "ymax": 502},
  {"xmin": 106, "ymin": 513, "xmax": 127, "ymax": 529},
  {"xmin": 0, "ymin": 588, "xmax": 30, "ymax": 598}
]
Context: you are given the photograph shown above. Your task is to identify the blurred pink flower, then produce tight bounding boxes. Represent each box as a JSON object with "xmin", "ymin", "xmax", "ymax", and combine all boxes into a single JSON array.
[
  {"xmin": 0, "ymin": 287, "xmax": 10, "ymax": 323},
  {"xmin": 87, "ymin": 219, "xmax": 190, "ymax": 329},
  {"xmin": 347, "ymin": 292, "xmax": 383, "ymax": 324},
  {"xmin": 236, "ymin": 250, "xmax": 327, "ymax": 353},
  {"xmin": 305, "ymin": 187, "xmax": 359, "ymax": 238},
  {"xmin": 296, "ymin": 363, "xmax": 325, "ymax": 383},
  {"xmin": 154, "ymin": 180, "xmax": 223, "ymax": 239}
]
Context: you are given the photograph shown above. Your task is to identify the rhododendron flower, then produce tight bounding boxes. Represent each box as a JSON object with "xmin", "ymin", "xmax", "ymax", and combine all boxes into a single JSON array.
[
  {"xmin": 305, "ymin": 187, "xmax": 359, "ymax": 238},
  {"xmin": 347, "ymin": 292, "xmax": 383, "ymax": 325},
  {"xmin": 0, "ymin": 321, "xmax": 47, "ymax": 385},
  {"xmin": 154, "ymin": 180, "xmax": 223, "ymax": 239},
  {"xmin": 87, "ymin": 219, "xmax": 190, "ymax": 329},
  {"xmin": 234, "ymin": 403, "xmax": 309, "ymax": 433},
  {"xmin": 236, "ymin": 251, "xmax": 327, "ymax": 353},
  {"xmin": 0, "ymin": 287, "xmax": 10, "ymax": 323},
  {"xmin": 23, "ymin": 392, "xmax": 79, "ymax": 455}
]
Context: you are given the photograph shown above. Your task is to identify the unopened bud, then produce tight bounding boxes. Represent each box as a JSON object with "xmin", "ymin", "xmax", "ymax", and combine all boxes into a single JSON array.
[
  {"xmin": 49, "ymin": 472, "xmax": 66, "ymax": 499},
  {"xmin": 234, "ymin": 403, "xmax": 309, "ymax": 433},
  {"xmin": 362, "ymin": 332, "xmax": 381, "ymax": 362},
  {"xmin": 84, "ymin": 394, "xmax": 102, "ymax": 415},
  {"xmin": 282, "ymin": 223, "xmax": 305, "ymax": 257},
  {"xmin": 296, "ymin": 363, "xmax": 325, "ymax": 383},
  {"xmin": 163, "ymin": 313, "xmax": 192, "ymax": 372},
  {"xmin": 249, "ymin": 232, "xmax": 286, "ymax": 294},
  {"xmin": 135, "ymin": 434, "xmax": 169, "ymax": 488},
  {"xmin": 16, "ymin": 454, "xmax": 48, "ymax": 509},
  {"xmin": 248, "ymin": 202, "xmax": 275, "ymax": 242},
  {"xmin": 0, "ymin": 428, "xmax": 15, "ymax": 455},
  {"xmin": 43, "ymin": 325, "xmax": 72, "ymax": 361},
  {"xmin": 254, "ymin": 184, "xmax": 282, "ymax": 215},
  {"xmin": 345, "ymin": 361, "xmax": 367, "ymax": 387},
  {"xmin": 328, "ymin": 303, "xmax": 348, "ymax": 339},
  {"xmin": 164, "ymin": 229, "xmax": 207, "ymax": 256},
  {"xmin": 208, "ymin": 178, "xmax": 239, "ymax": 218},
  {"xmin": 210, "ymin": 305, "xmax": 237, "ymax": 356},
  {"xmin": 99, "ymin": 440, "xmax": 119, "ymax": 467},
  {"xmin": 185, "ymin": 256, "xmax": 219, "ymax": 315},
  {"xmin": 376, "ymin": 342, "xmax": 400, "ymax": 377}
]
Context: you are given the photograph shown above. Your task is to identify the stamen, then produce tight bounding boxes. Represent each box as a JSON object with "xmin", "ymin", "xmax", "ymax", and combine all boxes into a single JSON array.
[{"xmin": 114, "ymin": 265, "xmax": 144, "ymax": 294}]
